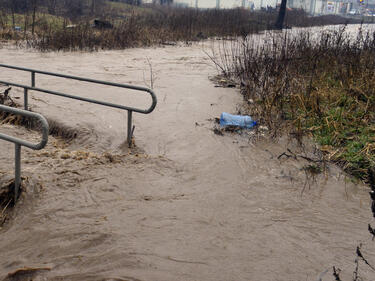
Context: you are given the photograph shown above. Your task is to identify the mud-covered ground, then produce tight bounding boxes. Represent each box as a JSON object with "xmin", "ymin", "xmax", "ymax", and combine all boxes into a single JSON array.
[{"xmin": 0, "ymin": 25, "xmax": 375, "ymax": 281}]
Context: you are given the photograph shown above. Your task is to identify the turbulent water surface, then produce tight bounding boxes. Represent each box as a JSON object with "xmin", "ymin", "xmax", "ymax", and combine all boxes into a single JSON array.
[{"xmin": 0, "ymin": 25, "xmax": 375, "ymax": 281}]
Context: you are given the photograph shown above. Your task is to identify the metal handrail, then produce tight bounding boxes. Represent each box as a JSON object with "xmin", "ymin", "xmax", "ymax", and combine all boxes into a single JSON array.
[
  {"xmin": 0, "ymin": 63, "xmax": 157, "ymax": 146},
  {"xmin": 0, "ymin": 104, "xmax": 49, "ymax": 202}
]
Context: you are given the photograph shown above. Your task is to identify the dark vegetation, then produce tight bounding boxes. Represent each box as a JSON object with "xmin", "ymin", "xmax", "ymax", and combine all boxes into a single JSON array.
[
  {"xmin": 0, "ymin": 175, "xmax": 14, "ymax": 226},
  {"xmin": 0, "ymin": 0, "xmax": 363, "ymax": 51}
]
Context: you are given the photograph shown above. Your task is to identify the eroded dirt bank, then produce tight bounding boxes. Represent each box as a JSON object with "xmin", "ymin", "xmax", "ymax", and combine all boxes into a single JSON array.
[{"xmin": 0, "ymin": 26, "xmax": 374, "ymax": 281}]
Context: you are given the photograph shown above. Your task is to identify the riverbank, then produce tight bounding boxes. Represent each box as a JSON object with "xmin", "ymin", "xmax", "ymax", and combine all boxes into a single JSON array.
[{"xmin": 211, "ymin": 24, "xmax": 375, "ymax": 182}]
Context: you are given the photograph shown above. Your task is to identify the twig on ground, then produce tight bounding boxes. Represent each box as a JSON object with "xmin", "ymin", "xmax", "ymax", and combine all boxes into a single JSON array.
[
  {"xmin": 356, "ymin": 245, "xmax": 375, "ymax": 272},
  {"xmin": 368, "ymin": 224, "xmax": 375, "ymax": 241},
  {"xmin": 277, "ymin": 151, "xmax": 296, "ymax": 160},
  {"xmin": 143, "ymin": 57, "xmax": 157, "ymax": 89},
  {"xmin": 6, "ymin": 267, "xmax": 51, "ymax": 278},
  {"xmin": 1, "ymin": 199, "xmax": 11, "ymax": 217},
  {"xmin": 353, "ymin": 256, "xmax": 360, "ymax": 281},
  {"xmin": 332, "ymin": 266, "xmax": 342, "ymax": 281}
]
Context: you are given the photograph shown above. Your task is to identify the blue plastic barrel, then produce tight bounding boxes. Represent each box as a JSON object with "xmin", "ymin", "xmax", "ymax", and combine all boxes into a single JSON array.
[{"xmin": 219, "ymin": 112, "xmax": 257, "ymax": 129}]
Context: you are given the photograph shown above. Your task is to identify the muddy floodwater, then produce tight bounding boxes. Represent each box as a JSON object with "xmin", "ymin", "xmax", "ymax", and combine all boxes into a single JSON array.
[{"xmin": 0, "ymin": 25, "xmax": 375, "ymax": 281}]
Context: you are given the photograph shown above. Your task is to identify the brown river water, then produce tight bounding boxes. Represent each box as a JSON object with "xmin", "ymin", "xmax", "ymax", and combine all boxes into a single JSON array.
[{"xmin": 0, "ymin": 25, "xmax": 375, "ymax": 281}]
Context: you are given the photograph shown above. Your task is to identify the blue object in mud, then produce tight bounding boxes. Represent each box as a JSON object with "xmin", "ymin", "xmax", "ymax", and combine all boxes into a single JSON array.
[{"xmin": 220, "ymin": 112, "xmax": 257, "ymax": 129}]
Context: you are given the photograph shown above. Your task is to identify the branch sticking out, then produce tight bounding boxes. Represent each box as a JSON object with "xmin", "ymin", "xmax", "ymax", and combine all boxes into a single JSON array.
[{"xmin": 332, "ymin": 266, "xmax": 342, "ymax": 281}]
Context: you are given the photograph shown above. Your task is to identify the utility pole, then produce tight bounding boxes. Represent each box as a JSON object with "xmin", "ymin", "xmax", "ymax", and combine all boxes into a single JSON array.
[
  {"xmin": 275, "ymin": 0, "xmax": 287, "ymax": 29},
  {"xmin": 216, "ymin": 0, "xmax": 220, "ymax": 9}
]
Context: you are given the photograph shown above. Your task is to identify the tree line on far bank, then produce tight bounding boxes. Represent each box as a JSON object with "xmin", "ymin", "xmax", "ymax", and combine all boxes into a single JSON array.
[
  {"xmin": 0, "ymin": 0, "xmax": 107, "ymax": 22},
  {"xmin": 0, "ymin": 0, "xmax": 361, "ymax": 51}
]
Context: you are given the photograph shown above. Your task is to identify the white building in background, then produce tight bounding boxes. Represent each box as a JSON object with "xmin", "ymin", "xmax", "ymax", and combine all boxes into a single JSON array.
[
  {"xmin": 172, "ymin": 0, "xmax": 374, "ymax": 14},
  {"xmin": 174, "ymin": 0, "xmax": 274, "ymax": 9},
  {"xmin": 173, "ymin": 0, "xmax": 239, "ymax": 9},
  {"xmin": 288, "ymin": 0, "xmax": 356, "ymax": 15}
]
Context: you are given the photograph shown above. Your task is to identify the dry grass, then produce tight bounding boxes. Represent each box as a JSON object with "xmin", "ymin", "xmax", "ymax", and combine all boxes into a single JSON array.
[{"xmin": 211, "ymin": 26, "xmax": 375, "ymax": 180}]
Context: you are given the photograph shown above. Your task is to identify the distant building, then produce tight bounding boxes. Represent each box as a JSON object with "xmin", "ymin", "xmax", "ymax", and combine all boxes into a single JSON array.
[
  {"xmin": 174, "ymin": 0, "xmax": 259, "ymax": 9},
  {"xmin": 289, "ymin": 0, "xmax": 375, "ymax": 15},
  {"xmin": 169, "ymin": 0, "xmax": 374, "ymax": 14}
]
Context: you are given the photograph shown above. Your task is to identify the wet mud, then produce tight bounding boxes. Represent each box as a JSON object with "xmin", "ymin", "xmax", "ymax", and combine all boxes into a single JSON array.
[{"xmin": 0, "ymin": 25, "xmax": 375, "ymax": 280}]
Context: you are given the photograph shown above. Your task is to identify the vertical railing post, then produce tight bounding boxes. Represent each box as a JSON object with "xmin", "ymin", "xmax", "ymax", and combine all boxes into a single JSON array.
[
  {"xmin": 31, "ymin": 71, "xmax": 35, "ymax": 87},
  {"xmin": 14, "ymin": 143, "xmax": 21, "ymax": 202},
  {"xmin": 24, "ymin": 88, "xmax": 28, "ymax": 110},
  {"xmin": 23, "ymin": 71, "xmax": 35, "ymax": 111},
  {"xmin": 127, "ymin": 110, "xmax": 133, "ymax": 148}
]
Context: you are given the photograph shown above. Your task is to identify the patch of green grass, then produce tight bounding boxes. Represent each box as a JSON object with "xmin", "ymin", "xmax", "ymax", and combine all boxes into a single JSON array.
[{"xmin": 299, "ymin": 69, "xmax": 375, "ymax": 179}]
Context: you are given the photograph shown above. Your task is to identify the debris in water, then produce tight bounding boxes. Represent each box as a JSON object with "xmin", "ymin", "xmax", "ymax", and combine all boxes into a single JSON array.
[
  {"xmin": 220, "ymin": 112, "xmax": 256, "ymax": 129},
  {"xmin": 368, "ymin": 224, "xmax": 375, "ymax": 240},
  {"xmin": 161, "ymin": 41, "xmax": 177, "ymax": 46},
  {"xmin": 209, "ymin": 75, "xmax": 237, "ymax": 88},
  {"xmin": 332, "ymin": 266, "xmax": 341, "ymax": 281},
  {"xmin": 223, "ymin": 125, "xmax": 241, "ymax": 133},
  {"xmin": 302, "ymin": 164, "xmax": 322, "ymax": 175},
  {"xmin": 0, "ymin": 176, "xmax": 16, "ymax": 226},
  {"xmin": 60, "ymin": 153, "xmax": 71, "ymax": 159},
  {"xmin": 0, "ymin": 86, "xmax": 15, "ymax": 106},
  {"xmin": 213, "ymin": 128, "xmax": 223, "ymax": 136},
  {"xmin": 4, "ymin": 267, "xmax": 51, "ymax": 280}
]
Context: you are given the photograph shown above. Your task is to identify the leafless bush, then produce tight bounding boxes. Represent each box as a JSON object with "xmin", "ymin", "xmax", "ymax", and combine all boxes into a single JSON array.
[{"xmin": 0, "ymin": 7, "xmax": 361, "ymax": 51}]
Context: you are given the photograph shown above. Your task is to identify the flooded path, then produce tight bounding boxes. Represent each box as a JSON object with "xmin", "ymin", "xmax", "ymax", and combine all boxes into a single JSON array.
[{"xmin": 0, "ymin": 25, "xmax": 374, "ymax": 280}]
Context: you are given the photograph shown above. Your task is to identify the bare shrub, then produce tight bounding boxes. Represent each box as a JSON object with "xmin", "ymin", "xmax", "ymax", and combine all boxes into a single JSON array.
[{"xmin": 209, "ymin": 26, "xmax": 375, "ymax": 179}]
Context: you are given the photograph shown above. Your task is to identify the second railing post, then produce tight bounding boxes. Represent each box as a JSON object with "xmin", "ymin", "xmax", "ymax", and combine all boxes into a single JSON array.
[
  {"xmin": 24, "ymin": 71, "xmax": 35, "ymax": 111},
  {"xmin": 24, "ymin": 88, "xmax": 28, "ymax": 110},
  {"xmin": 14, "ymin": 143, "xmax": 21, "ymax": 202},
  {"xmin": 31, "ymin": 71, "xmax": 35, "ymax": 87},
  {"xmin": 127, "ymin": 110, "xmax": 133, "ymax": 148}
]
